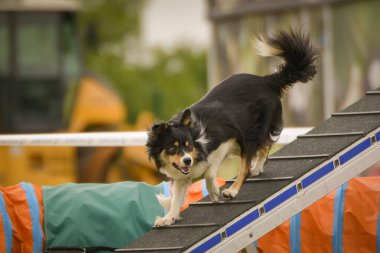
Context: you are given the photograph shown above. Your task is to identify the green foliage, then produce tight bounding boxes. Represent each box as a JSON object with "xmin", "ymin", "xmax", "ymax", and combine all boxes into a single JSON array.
[
  {"xmin": 78, "ymin": 0, "xmax": 146, "ymax": 54},
  {"xmin": 78, "ymin": 0, "xmax": 207, "ymax": 123},
  {"xmin": 86, "ymin": 47, "xmax": 207, "ymax": 122}
]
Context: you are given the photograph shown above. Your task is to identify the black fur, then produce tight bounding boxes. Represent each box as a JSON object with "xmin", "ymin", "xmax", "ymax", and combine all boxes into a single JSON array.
[{"xmin": 147, "ymin": 29, "xmax": 318, "ymax": 174}]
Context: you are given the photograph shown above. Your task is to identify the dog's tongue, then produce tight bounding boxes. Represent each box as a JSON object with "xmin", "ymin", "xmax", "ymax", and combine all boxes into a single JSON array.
[{"xmin": 181, "ymin": 166, "xmax": 190, "ymax": 174}]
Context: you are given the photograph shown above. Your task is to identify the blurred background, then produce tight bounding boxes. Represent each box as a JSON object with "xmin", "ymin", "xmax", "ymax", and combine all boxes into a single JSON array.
[{"xmin": 0, "ymin": 0, "xmax": 379, "ymax": 186}]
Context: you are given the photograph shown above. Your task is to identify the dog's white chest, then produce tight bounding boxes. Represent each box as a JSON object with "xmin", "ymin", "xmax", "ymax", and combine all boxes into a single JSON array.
[
  {"xmin": 189, "ymin": 162, "xmax": 209, "ymax": 178},
  {"xmin": 207, "ymin": 139, "xmax": 240, "ymax": 163}
]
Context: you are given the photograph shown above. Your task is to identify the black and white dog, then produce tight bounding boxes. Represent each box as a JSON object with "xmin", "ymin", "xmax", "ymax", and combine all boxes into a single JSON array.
[{"xmin": 146, "ymin": 30, "xmax": 318, "ymax": 226}]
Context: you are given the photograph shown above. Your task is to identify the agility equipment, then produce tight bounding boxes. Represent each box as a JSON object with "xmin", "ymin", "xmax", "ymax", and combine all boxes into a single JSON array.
[
  {"xmin": 121, "ymin": 88, "xmax": 380, "ymax": 252},
  {"xmin": 0, "ymin": 179, "xmax": 224, "ymax": 253},
  {"xmin": 0, "ymin": 88, "xmax": 379, "ymax": 252},
  {"xmin": 1, "ymin": 177, "xmax": 379, "ymax": 253},
  {"xmin": 0, "ymin": 128, "xmax": 309, "ymax": 147}
]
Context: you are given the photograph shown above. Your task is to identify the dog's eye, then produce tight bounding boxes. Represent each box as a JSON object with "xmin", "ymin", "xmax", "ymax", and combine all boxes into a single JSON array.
[
  {"xmin": 185, "ymin": 144, "xmax": 193, "ymax": 152},
  {"xmin": 167, "ymin": 147, "xmax": 176, "ymax": 154}
]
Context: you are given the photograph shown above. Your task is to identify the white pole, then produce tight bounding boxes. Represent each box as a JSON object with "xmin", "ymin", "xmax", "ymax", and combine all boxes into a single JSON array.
[
  {"xmin": 0, "ymin": 128, "xmax": 311, "ymax": 147},
  {"xmin": 0, "ymin": 132, "xmax": 148, "ymax": 147}
]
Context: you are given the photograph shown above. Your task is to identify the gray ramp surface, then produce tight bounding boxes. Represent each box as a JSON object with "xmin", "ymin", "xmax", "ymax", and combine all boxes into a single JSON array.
[{"xmin": 121, "ymin": 87, "xmax": 380, "ymax": 253}]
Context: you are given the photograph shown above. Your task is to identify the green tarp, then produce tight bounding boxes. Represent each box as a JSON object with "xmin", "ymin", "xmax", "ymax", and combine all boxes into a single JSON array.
[{"xmin": 43, "ymin": 181, "xmax": 165, "ymax": 249}]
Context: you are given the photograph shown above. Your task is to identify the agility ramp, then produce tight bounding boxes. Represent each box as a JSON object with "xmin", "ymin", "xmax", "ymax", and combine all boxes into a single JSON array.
[{"xmin": 118, "ymin": 88, "xmax": 380, "ymax": 253}]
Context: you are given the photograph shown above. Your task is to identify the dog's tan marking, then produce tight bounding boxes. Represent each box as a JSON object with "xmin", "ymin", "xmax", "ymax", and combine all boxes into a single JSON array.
[
  {"xmin": 258, "ymin": 145, "xmax": 270, "ymax": 158},
  {"xmin": 169, "ymin": 154, "xmax": 181, "ymax": 165},
  {"xmin": 183, "ymin": 117, "xmax": 191, "ymax": 127},
  {"xmin": 185, "ymin": 141, "xmax": 189, "ymax": 146},
  {"xmin": 174, "ymin": 141, "xmax": 179, "ymax": 147},
  {"xmin": 187, "ymin": 149, "xmax": 198, "ymax": 161},
  {"xmin": 159, "ymin": 150, "xmax": 172, "ymax": 168},
  {"xmin": 250, "ymin": 145, "xmax": 271, "ymax": 176}
]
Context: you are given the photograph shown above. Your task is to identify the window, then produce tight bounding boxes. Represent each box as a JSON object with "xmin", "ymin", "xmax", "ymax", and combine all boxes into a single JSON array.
[
  {"xmin": 15, "ymin": 13, "xmax": 59, "ymax": 78},
  {"xmin": 0, "ymin": 14, "xmax": 8, "ymax": 76}
]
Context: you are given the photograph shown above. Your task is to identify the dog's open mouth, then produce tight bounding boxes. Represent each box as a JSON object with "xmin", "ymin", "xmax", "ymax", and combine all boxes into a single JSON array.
[{"xmin": 172, "ymin": 163, "xmax": 190, "ymax": 175}]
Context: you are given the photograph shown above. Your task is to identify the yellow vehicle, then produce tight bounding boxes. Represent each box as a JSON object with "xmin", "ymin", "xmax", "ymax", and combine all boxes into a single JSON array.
[{"xmin": 0, "ymin": 0, "xmax": 160, "ymax": 186}]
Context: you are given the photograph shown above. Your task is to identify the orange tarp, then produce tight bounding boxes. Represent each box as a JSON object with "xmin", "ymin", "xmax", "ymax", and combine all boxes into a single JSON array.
[
  {"xmin": 256, "ymin": 177, "xmax": 380, "ymax": 253},
  {"xmin": 1, "ymin": 177, "xmax": 379, "ymax": 253},
  {"xmin": 0, "ymin": 183, "xmax": 44, "ymax": 253}
]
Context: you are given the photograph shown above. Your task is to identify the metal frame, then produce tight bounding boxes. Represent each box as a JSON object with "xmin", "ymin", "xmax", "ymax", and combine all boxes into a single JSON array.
[{"xmin": 186, "ymin": 127, "xmax": 380, "ymax": 252}]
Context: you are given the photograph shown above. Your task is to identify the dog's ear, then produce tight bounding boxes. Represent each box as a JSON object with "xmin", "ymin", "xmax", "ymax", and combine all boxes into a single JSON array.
[
  {"xmin": 150, "ymin": 122, "xmax": 170, "ymax": 136},
  {"xmin": 180, "ymin": 109, "xmax": 192, "ymax": 127},
  {"xmin": 146, "ymin": 122, "xmax": 171, "ymax": 163}
]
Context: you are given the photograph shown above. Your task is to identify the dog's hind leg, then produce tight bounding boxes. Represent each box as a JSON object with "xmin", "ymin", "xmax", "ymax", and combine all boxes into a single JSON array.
[
  {"xmin": 250, "ymin": 145, "xmax": 271, "ymax": 176},
  {"xmin": 222, "ymin": 156, "xmax": 250, "ymax": 199},
  {"xmin": 206, "ymin": 139, "xmax": 240, "ymax": 201}
]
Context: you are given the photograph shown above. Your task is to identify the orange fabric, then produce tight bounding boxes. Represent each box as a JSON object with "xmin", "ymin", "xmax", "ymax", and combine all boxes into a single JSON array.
[
  {"xmin": 343, "ymin": 177, "xmax": 380, "ymax": 253},
  {"xmin": 300, "ymin": 191, "xmax": 335, "ymax": 253},
  {"xmin": 3, "ymin": 184, "xmax": 33, "ymax": 253},
  {"xmin": 0, "ymin": 210, "xmax": 5, "ymax": 253},
  {"xmin": 257, "ymin": 177, "xmax": 380, "ymax": 252},
  {"xmin": 0, "ymin": 183, "xmax": 44, "ymax": 253},
  {"xmin": 257, "ymin": 220, "xmax": 291, "ymax": 253}
]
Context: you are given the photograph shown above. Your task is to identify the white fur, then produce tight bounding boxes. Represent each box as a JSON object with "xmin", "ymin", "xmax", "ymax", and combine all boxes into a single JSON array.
[
  {"xmin": 192, "ymin": 114, "xmax": 210, "ymax": 147},
  {"xmin": 156, "ymin": 193, "xmax": 171, "ymax": 210},
  {"xmin": 155, "ymin": 178, "xmax": 191, "ymax": 226},
  {"xmin": 154, "ymin": 139, "xmax": 239, "ymax": 226},
  {"xmin": 250, "ymin": 155, "xmax": 265, "ymax": 176},
  {"xmin": 181, "ymin": 153, "xmax": 193, "ymax": 167},
  {"xmin": 221, "ymin": 188, "xmax": 238, "ymax": 199},
  {"xmin": 270, "ymin": 133, "xmax": 280, "ymax": 142},
  {"xmin": 204, "ymin": 139, "xmax": 239, "ymax": 201},
  {"xmin": 250, "ymin": 146, "xmax": 270, "ymax": 176}
]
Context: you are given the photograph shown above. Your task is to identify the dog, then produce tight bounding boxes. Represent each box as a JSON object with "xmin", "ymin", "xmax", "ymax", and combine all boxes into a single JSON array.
[{"xmin": 146, "ymin": 30, "xmax": 318, "ymax": 226}]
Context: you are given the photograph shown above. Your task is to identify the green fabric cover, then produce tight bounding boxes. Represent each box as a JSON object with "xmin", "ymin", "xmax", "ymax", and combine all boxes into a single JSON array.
[{"xmin": 43, "ymin": 181, "xmax": 164, "ymax": 249}]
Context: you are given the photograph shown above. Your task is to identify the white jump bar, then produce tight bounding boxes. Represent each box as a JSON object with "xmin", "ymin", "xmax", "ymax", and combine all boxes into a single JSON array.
[
  {"xmin": 0, "ymin": 128, "xmax": 312, "ymax": 147},
  {"xmin": 0, "ymin": 131, "xmax": 148, "ymax": 147}
]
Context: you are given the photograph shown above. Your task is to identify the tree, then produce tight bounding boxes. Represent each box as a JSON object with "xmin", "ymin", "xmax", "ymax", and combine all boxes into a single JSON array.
[
  {"xmin": 78, "ymin": 0, "xmax": 207, "ymax": 122},
  {"xmin": 78, "ymin": 0, "xmax": 145, "ymax": 56}
]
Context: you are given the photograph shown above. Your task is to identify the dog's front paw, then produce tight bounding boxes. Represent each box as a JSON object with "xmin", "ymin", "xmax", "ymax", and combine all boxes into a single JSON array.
[
  {"xmin": 222, "ymin": 188, "xmax": 238, "ymax": 199},
  {"xmin": 209, "ymin": 189, "xmax": 220, "ymax": 202},
  {"xmin": 154, "ymin": 215, "xmax": 176, "ymax": 227},
  {"xmin": 206, "ymin": 179, "xmax": 220, "ymax": 202}
]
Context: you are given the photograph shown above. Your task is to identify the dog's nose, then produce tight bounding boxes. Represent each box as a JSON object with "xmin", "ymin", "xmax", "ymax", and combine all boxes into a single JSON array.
[{"xmin": 183, "ymin": 157, "xmax": 192, "ymax": 166}]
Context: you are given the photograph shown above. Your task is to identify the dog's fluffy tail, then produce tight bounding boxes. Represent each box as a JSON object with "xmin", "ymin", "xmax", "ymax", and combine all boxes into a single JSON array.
[{"xmin": 255, "ymin": 29, "xmax": 318, "ymax": 96}]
